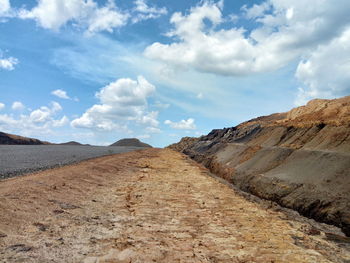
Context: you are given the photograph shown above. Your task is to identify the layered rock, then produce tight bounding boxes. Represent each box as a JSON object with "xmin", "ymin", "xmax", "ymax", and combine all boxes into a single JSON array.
[{"xmin": 169, "ymin": 96, "xmax": 350, "ymax": 236}]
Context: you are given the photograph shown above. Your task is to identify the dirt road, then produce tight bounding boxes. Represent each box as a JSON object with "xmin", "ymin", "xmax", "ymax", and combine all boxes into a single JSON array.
[{"xmin": 0, "ymin": 149, "xmax": 349, "ymax": 262}]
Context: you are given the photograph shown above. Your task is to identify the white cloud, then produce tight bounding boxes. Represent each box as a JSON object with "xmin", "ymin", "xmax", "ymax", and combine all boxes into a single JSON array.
[
  {"xmin": 86, "ymin": 1, "xmax": 129, "ymax": 35},
  {"xmin": 52, "ymin": 115, "xmax": 69, "ymax": 127},
  {"xmin": 71, "ymin": 76, "xmax": 159, "ymax": 132},
  {"xmin": 241, "ymin": 2, "xmax": 271, "ymax": 19},
  {"xmin": 0, "ymin": 102, "xmax": 69, "ymax": 136},
  {"xmin": 28, "ymin": 101, "xmax": 63, "ymax": 123},
  {"xmin": 17, "ymin": 0, "xmax": 167, "ymax": 34},
  {"xmin": 137, "ymin": 134, "xmax": 150, "ymax": 139},
  {"xmin": 132, "ymin": 0, "xmax": 167, "ymax": 23},
  {"xmin": 145, "ymin": 0, "xmax": 350, "ymax": 101},
  {"xmin": 30, "ymin": 108, "xmax": 51, "ymax": 123},
  {"xmin": 295, "ymin": 27, "xmax": 350, "ymax": 105},
  {"xmin": 51, "ymin": 101, "xmax": 62, "ymax": 112},
  {"xmin": 145, "ymin": 126, "xmax": 161, "ymax": 134},
  {"xmin": 0, "ymin": 56, "xmax": 18, "ymax": 70},
  {"xmin": 11, "ymin": 101, "xmax": 25, "ymax": 111},
  {"xmin": 144, "ymin": 1, "xmax": 254, "ymax": 76},
  {"xmin": 152, "ymin": 101, "xmax": 170, "ymax": 109},
  {"xmin": 51, "ymin": 89, "xmax": 70, "ymax": 99},
  {"xmin": 0, "ymin": 103, "xmax": 4, "ymax": 110},
  {"xmin": 0, "ymin": 0, "xmax": 10, "ymax": 15},
  {"xmin": 197, "ymin": 92, "xmax": 204, "ymax": 99},
  {"xmin": 164, "ymin": 118, "xmax": 196, "ymax": 130},
  {"xmin": 138, "ymin": 111, "xmax": 159, "ymax": 127},
  {"xmin": 19, "ymin": 0, "xmax": 129, "ymax": 34}
]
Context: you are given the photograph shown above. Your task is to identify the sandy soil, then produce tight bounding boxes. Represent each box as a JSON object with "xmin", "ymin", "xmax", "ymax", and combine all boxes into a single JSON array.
[{"xmin": 0, "ymin": 149, "xmax": 349, "ymax": 262}]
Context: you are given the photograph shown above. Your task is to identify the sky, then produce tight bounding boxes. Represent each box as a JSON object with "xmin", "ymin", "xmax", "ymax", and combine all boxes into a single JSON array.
[{"xmin": 0, "ymin": 0, "xmax": 349, "ymax": 147}]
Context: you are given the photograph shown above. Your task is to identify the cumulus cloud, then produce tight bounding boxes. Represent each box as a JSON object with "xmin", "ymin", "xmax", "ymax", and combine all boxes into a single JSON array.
[
  {"xmin": 85, "ymin": 1, "xmax": 129, "ymax": 34},
  {"xmin": 0, "ymin": 101, "xmax": 69, "ymax": 136},
  {"xmin": 145, "ymin": 0, "xmax": 350, "ymax": 101},
  {"xmin": 26, "ymin": 101, "xmax": 63, "ymax": 124},
  {"xmin": 0, "ymin": 0, "xmax": 10, "ymax": 15},
  {"xmin": 11, "ymin": 101, "xmax": 25, "ymax": 111},
  {"xmin": 71, "ymin": 76, "xmax": 159, "ymax": 133},
  {"xmin": 0, "ymin": 56, "xmax": 18, "ymax": 70},
  {"xmin": 132, "ymin": 0, "xmax": 167, "ymax": 23},
  {"xmin": 0, "ymin": 103, "xmax": 4, "ymax": 110},
  {"xmin": 51, "ymin": 89, "xmax": 71, "ymax": 100},
  {"xmin": 295, "ymin": 27, "xmax": 350, "ymax": 105},
  {"xmin": 17, "ymin": 0, "xmax": 167, "ymax": 34},
  {"xmin": 164, "ymin": 118, "xmax": 196, "ymax": 130},
  {"xmin": 18, "ymin": 0, "xmax": 129, "ymax": 34}
]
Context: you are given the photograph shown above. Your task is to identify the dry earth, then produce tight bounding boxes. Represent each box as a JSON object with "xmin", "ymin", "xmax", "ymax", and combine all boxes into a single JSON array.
[{"xmin": 0, "ymin": 149, "xmax": 349, "ymax": 262}]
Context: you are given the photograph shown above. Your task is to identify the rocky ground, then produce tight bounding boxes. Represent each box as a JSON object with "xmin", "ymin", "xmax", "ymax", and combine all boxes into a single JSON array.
[{"xmin": 0, "ymin": 149, "xmax": 349, "ymax": 262}]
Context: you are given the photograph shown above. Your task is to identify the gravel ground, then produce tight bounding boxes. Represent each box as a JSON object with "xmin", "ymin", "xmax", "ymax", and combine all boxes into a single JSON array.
[{"xmin": 0, "ymin": 145, "xmax": 145, "ymax": 179}]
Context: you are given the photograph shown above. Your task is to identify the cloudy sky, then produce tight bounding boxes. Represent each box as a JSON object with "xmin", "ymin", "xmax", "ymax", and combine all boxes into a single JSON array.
[{"xmin": 0, "ymin": 0, "xmax": 349, "ymax": 147}]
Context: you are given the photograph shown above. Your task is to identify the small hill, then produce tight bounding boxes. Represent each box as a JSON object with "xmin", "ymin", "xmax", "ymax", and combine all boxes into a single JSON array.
[
  {"xmin": 110, "ymin": 138, "xmax": 152, "ymax": 148},
  {"xmin": 0, "ymin": 131, "xmax": 50, "ymax": 145},
  {"xmin": 59, "ymin": 141, "xmax": 83, "ymax": 146}
]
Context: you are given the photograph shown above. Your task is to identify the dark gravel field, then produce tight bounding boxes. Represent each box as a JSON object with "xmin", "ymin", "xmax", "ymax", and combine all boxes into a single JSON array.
[{"xmin": 0, "ymin": 145, "xmax": 145, "ymax": 179}]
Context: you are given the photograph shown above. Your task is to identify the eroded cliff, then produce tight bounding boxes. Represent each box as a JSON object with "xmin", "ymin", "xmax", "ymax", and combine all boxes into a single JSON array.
[{"xmin": 169, "ymin": 96, "xmax": 350, "ymax": 236}]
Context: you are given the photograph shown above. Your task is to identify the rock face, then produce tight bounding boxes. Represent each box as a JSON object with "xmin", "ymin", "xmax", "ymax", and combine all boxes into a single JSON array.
[
  {"xmin": 0, "ymin": 132, "xmax": 50, "ymax": 145},
  {"xmin": 169, "ymin": 96, "xmax": 350, "ymax": 236},
  {"xmin": 110, "ymin": 138, "xmax": 152, "ymax": 148}
]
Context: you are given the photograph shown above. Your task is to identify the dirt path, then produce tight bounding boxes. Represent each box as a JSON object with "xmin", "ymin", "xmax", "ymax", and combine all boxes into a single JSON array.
[{"xmin": 0, "ymin": 149, "xmax": 349, "ymax": 262}]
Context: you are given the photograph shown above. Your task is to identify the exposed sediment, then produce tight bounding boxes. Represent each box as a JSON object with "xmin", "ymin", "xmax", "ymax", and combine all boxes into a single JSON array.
[{"xmin": 169, "ymin": 96, "xmax": 350, "ymax": 237}]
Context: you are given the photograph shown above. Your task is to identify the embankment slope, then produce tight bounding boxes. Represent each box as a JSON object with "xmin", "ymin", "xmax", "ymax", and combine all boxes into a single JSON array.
[{"xmin": 169, "ymin": 96, "xmax": 350, "ymax": 236}]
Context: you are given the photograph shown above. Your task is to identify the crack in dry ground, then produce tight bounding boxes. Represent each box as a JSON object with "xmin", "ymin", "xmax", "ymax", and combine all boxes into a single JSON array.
[{"xmin": 0, "ymin": 149, "xmax": 349, "ymax": 262}]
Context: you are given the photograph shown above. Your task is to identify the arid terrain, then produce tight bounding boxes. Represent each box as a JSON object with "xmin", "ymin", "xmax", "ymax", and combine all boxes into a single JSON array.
[
  {"xmin": 169, "ymin": 96, "xmax": 350, "ymax": 237},
  {"xmin": 0, "ymin": 149, "xmax": 349, "ymax": 262}
]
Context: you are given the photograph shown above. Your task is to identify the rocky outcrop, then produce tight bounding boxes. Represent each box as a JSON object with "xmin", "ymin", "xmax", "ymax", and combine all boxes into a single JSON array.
[
  {"xmin": 0, "ymin": 132, "xmax": 50, "ymax": 145},
  {"xmin": 110, "ymin": 138, "xmax": 152, "ymax": 148},
  {"xmin": 168, "ymin": 137, "xmax": 199, "ymax": 152},
  {"xmin": 169, "ymin": 96, "xmax": 350, "ymax": 236}
]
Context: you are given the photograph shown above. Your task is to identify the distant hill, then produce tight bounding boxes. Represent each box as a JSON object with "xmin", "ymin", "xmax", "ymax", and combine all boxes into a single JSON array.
[
  {"xmin": 110, "ymin": 138, "xmax": 152, "ymax": 148},
  {"xmin": 0, "ymin": 131, "xmax": 51, "ymax": 145},
  {"xmin": 59, "ymin": 141, "xmax": 83, "ymax": 146}
]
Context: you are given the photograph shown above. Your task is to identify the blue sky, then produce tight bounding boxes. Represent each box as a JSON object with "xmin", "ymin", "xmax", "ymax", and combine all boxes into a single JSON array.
[{"xmin": 0, "ymin": 0, "xmax": 349, "ymax": 147}]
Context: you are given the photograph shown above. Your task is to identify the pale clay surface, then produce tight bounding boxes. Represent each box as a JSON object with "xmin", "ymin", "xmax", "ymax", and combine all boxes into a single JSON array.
[{"xmin": 0, "ymin": 149, "xmax": 349, "ymax": 262}]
